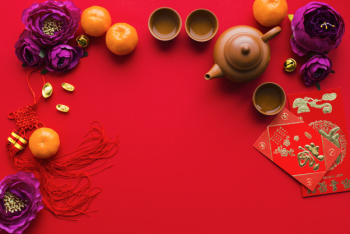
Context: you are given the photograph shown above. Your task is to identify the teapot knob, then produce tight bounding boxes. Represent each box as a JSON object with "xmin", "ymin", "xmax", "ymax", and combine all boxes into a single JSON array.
[{"xmin": 241, "ymin": 45, "xmax": 250, "ymax": 54}]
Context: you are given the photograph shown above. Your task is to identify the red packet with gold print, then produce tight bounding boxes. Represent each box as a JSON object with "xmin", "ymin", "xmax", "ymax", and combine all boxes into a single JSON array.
[
  {"xmin": 288, "ymin": 88, "xmax": 349, "ymax": 197},
  {"xmin": 254, "ymin": 108, "xmax": 341, "ymax": 191}
]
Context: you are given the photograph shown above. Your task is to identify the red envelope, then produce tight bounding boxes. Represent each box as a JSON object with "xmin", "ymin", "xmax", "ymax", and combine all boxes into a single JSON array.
[
  {"xmin": 254, "ymin": 108, "xmax": 341, "ymax": 191},
  {"xmin": 288, "ymin": 88, "xmax": 349, "ymax": 197}
]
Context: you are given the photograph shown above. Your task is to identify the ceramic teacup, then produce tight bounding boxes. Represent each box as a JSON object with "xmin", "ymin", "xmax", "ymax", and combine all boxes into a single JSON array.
[
  {"xmin": 148, "ymin": 7, "xmax": 182, "ymax": 41},
  {"xmin": 185, "ymin": 9, "xmax": 218, "ymax": 42},
  {"xmin": 253, "ymin": 82, "xmax": 286, "ymax": 115}
]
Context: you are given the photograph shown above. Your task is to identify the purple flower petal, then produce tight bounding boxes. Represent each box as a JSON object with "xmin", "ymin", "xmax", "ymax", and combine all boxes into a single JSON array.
[
  {"xmin": 300, "ymin": 54, "xmax": 332, "ymax": 85},
  {"xmin": 21, "ymin": 0, "xmax": 81, "ymax": 47},
  {"xmin": 290, "ymin": 2, "xmax": 345, "ymax": 55},
  {"xmin": 14, "ymin": 30, "xmax": 44, "ymax": 67},
  {"xmin": 0, "ymin": 172, "xmax": 43, "ymax": 234},
  {"xmin": 45, "ymin": 44, "xmax": 83, "ymax": 72}
]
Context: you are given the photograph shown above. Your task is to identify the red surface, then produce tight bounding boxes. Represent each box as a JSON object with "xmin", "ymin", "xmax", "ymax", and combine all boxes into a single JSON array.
[{"xmin": 1, "ymin": 0, "xmax": 350, "ymax": 233}]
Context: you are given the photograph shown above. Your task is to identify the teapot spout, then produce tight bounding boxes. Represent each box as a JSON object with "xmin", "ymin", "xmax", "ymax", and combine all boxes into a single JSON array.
[{"xmin": 205, "ymin": 64, "xmax": 224, "ymax": 80}]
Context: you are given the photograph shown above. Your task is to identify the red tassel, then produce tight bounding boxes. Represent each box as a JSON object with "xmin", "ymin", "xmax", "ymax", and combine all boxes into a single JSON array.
[{"xmin": 9, "ymin": 121, "xmax": 120, "ymax": 220}]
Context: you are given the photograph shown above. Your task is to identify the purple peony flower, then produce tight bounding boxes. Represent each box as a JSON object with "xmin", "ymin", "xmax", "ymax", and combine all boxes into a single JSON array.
[
  {"xmin": 45, "ymin": 44, "xmax": 84, "ymax": 72},
  {"xmin": 0, "ymin": 172, "xmax": 43, "ymax": 234},
  {"xmin": 21, "ymin": 0, "xmax": 81, "ymax": 47},
  {"xmin": 14, "ymin": 30, "xmax": 44, "ymax": 68},
  {"xmin": 291, "ymin": 2, "xmax": 345, "ymax": 56},
  {"xmin": 300, "ymin": 54, "xmax": 333, "ymax": 85}
]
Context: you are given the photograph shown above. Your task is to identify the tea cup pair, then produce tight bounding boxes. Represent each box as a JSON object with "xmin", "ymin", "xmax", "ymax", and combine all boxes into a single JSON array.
[{"xmin": 148, "ymin": 7, "xmax": 218, "ymax": 42}]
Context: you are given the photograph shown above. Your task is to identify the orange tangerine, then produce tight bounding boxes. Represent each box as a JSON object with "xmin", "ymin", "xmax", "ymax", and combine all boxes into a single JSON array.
[
  {"xmin": 29, "ymin": 128, "xmax": 60, "ymax": 159},
  {"xmin": 81, "ymin": 6, "xmax": 112, "ymax": 37},
  {"xmin": 253, "ymin": 0, "xmax": 288, "ymax": 27},
  {"xmin": 106, "ymin": 23, "xmax": 138, "ymax": 55}
]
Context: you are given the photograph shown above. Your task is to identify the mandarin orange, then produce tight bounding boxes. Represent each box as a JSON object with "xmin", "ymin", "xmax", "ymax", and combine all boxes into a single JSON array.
[
  {"xmin": 29, "ymin": 128, "xmax": 60, "ymax": 159},
  {"xmin": 106, "ymin": 23, "xmax": 138, "ymax": 55},
  {"xmin": 81, "ymin": 6, "xmax": 112, "ymax": 37},
  {"xmin": 253, "ymin": 0, "xmax": 288, "ymax": 27}
]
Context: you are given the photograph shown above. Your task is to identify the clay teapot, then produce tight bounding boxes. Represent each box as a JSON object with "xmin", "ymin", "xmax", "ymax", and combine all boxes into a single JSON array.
[{"xmin": 205, "ymin": 26, "xmax": 281, "ymax": 83}]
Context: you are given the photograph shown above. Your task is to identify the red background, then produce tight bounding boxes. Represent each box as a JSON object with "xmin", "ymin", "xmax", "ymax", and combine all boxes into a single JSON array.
[{"xmin": 1, "ymin": 0, "xmax": 350, "ymax": 233}]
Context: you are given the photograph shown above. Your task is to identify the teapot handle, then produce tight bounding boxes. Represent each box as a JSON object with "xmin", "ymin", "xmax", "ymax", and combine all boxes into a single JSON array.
[{"xmin": 261, "ymin": 26, "xmax": 282, "ymax": 43}]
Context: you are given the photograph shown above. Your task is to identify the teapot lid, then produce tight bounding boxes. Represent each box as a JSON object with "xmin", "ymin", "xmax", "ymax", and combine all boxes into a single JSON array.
[{"xmin": 224, "ymin": 33, "xmax": 263, "ymax": 71}]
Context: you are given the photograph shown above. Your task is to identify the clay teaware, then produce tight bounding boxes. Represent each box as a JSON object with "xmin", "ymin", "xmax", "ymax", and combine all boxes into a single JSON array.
[
  {"xmin": 185, "ymin": 9, "xmax": 218, "ymax": 42},
  {"xmin": 205, "ymin": 26, "xmax": 281, "ymax": 82},
  {"xmin": 148, "ymin": 7, "xmax": 182, "ymax": 41},
  {"xmin": 253, "ymin": 82, "xmax": 286, "ymax": 115}
]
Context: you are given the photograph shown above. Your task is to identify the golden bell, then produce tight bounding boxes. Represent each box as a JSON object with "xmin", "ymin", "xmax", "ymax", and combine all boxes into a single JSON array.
[
  {"xmin": 284, "ymin": 58, "xmax": 297, "ymax": 72},
  {"xmin": 76, "ymin": 35, "xmax": 89, "ymax": 48},
  {"xmin": 56, "ymin": 104, "xmax": 69, "ymax": 113},
  {"xmin": 62, "ymin": 83, "xmax": 75, "ymax": 92},
  {"xmin": 42, "ymin": 83, "xmax": 53, "ymax": 98}
]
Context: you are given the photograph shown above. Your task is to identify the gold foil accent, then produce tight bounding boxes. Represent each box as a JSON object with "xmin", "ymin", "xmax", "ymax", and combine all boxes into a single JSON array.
[
  {"xmin": 305, "ymin": 132, "xmax": 312, "ymax": 139},
  {"xmin": 56, "ymin": 104, "xmax": 69, "ymax": 112},
  {"xmin": 11, "ymin": 132, "xmax": 20, "ymax": 140},
  {"xmin": 293, "ymin": 94, "xmax": 336, "ymax": 114},
  {"xmin": 62, "ymin": 83, "xmax": 75, "ymax": 92},
  {"xmin": 310, "ymin": 120, "xmax": 346, "ymax": 170},
  {"xmin": 297, "ymin": 143, "xmax": 324, "ymax": 171},
  {"xmin": 8, "ymin": 136, "xmax": 25, "ymax": 150},
  {"xmin": 342, "ymin": 179, "xmax": 350, "ymax": 189},
  {"xmin": 8, "ymin": 137, "xmax": 16, "ymax": 145},
  {"xmin": 330, "ymin": 180, "xmax": 338, "ymax": 191},
  {"xmin": 284, "ymin": 58, "xmax": 297, "ymax": 72},
  {"xmin": 274, "ymin": 145, "xmax": 295, "ymax": 157},
  {"xmin": 322, "ymin": 93, "xmax": 337, "ymax": 101},
  {"xmin": 42, "ymin": 83, "xmax": 53, "ymax": 98},
  {"xmin": 13, "ymin": 143, "xmax": 24, "ymax": 150},
  {"xmin": 318, "ymin": 182, "xmax": 327, "ymax": 193},
  {"xmin": 283, "ymin": 136, "xmax": 291, "ymax": 147},
  {"xmin": 17, "ymin": 137, "xmax": 27, "ymax": 144},
  {"xmin": 307, "ymin": 188, "xmax": 316, "ymax": 195}
]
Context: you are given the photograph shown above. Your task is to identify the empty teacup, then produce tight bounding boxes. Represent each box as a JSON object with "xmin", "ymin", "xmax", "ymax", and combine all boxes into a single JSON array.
[
  {"xmin": 253, "ymin": 82, "xmax": 286, "ymax": 115},
  {"xmin": 185, "ymin": 9, "xmax": 218, "ymax": 42},
  {"xmin": 148, "ymin": 7, "xmax": 181, "ymax": 41}
]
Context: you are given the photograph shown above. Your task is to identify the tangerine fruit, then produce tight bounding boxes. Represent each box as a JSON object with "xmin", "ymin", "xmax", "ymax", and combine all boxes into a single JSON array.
[
  {"xmin": 81, "ymin": 6, "xmax": 112, "ymax": 37},
  {"xmin": 29, "ymin": 128, "xmax": 60, "ymax": 159},
  {"xmin": 253, "ymin": 0, "xmax": 288, "ymax": 27},
  {"xmin": 106, "ymin": 23, "xmax": 138, "ymax": 55}
]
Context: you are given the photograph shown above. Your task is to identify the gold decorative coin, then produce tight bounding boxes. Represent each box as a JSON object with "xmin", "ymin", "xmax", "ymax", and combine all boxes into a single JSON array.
[
  {"xmin": 62, "ymin": 83, "xmax": 75, "ymax": 92},
  {"xmin": 42, "ymin": 83, "xmax": 53, "ymax": 98},
  {"xmin": 284, "ymin": 58, "xmax": 297, "ymax": 72},
  {"xmin": 56, "ymin": 104, "xmax": 69, "ymax": 113},
  {"xmin": 76, "ymin": 35, "xmax": 89, "ymax": 48}
]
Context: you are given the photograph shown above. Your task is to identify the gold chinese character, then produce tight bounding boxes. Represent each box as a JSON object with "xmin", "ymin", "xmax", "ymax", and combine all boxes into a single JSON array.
[
  {"xmin": 297, "ymin": 143, "xmax": 324, "ymax": 171},
  {"xmin": 342, "ymin": 178, "xmax": 350, "ymax": 189},
  {"xmin": 330, "ymin": 180, "xmax": 338, "ymax": 192},
  {"xmin": 318, "ymin": 182, "xmax": 327, "ymax": 193},
  {"xmin": 307, "ymin": 188, "xmax": 316, "ymax": 195}
]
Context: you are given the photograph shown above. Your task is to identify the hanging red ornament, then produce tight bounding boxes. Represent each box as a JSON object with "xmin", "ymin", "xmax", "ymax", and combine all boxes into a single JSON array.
[{"xmin": 6, "ymin": 70, "xmax": 120, "ymax": 220}]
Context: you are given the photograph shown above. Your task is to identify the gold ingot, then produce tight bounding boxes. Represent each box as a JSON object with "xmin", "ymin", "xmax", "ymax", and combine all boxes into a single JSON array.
[
  {"xmin": 284, "ymin": 58, "xmax": 297, "ymax": 72},
  {"xmin": 56, "ymin": 104, "xmax": 69, "ymax": 113},
  {"xmin": 62, "ymin": 83, "xmax": 75, "ymax": 92},
  {"xmin": 76, "ymin": 35, "xmax": 89, "ymax": 48},
  {"xmin": 42, "ymin": 82, "xmax": 53, "ymax": 98}
]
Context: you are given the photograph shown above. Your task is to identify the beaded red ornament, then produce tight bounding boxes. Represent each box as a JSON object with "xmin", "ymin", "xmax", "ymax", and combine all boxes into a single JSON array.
[{"xmin": 7, "ymin": 70, "xmax": 120, "ymax": 220}]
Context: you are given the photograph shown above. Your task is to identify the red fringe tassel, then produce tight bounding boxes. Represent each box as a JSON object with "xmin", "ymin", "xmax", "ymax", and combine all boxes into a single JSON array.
[{"xmin": 8, "ymin": 121, "xmax": 120, "ymax": 221}]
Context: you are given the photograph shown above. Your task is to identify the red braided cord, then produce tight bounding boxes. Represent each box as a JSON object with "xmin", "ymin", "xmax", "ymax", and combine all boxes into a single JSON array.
[{"xmin": 8, "ymin": 70, "xmax": 45, "ymax": 133}]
